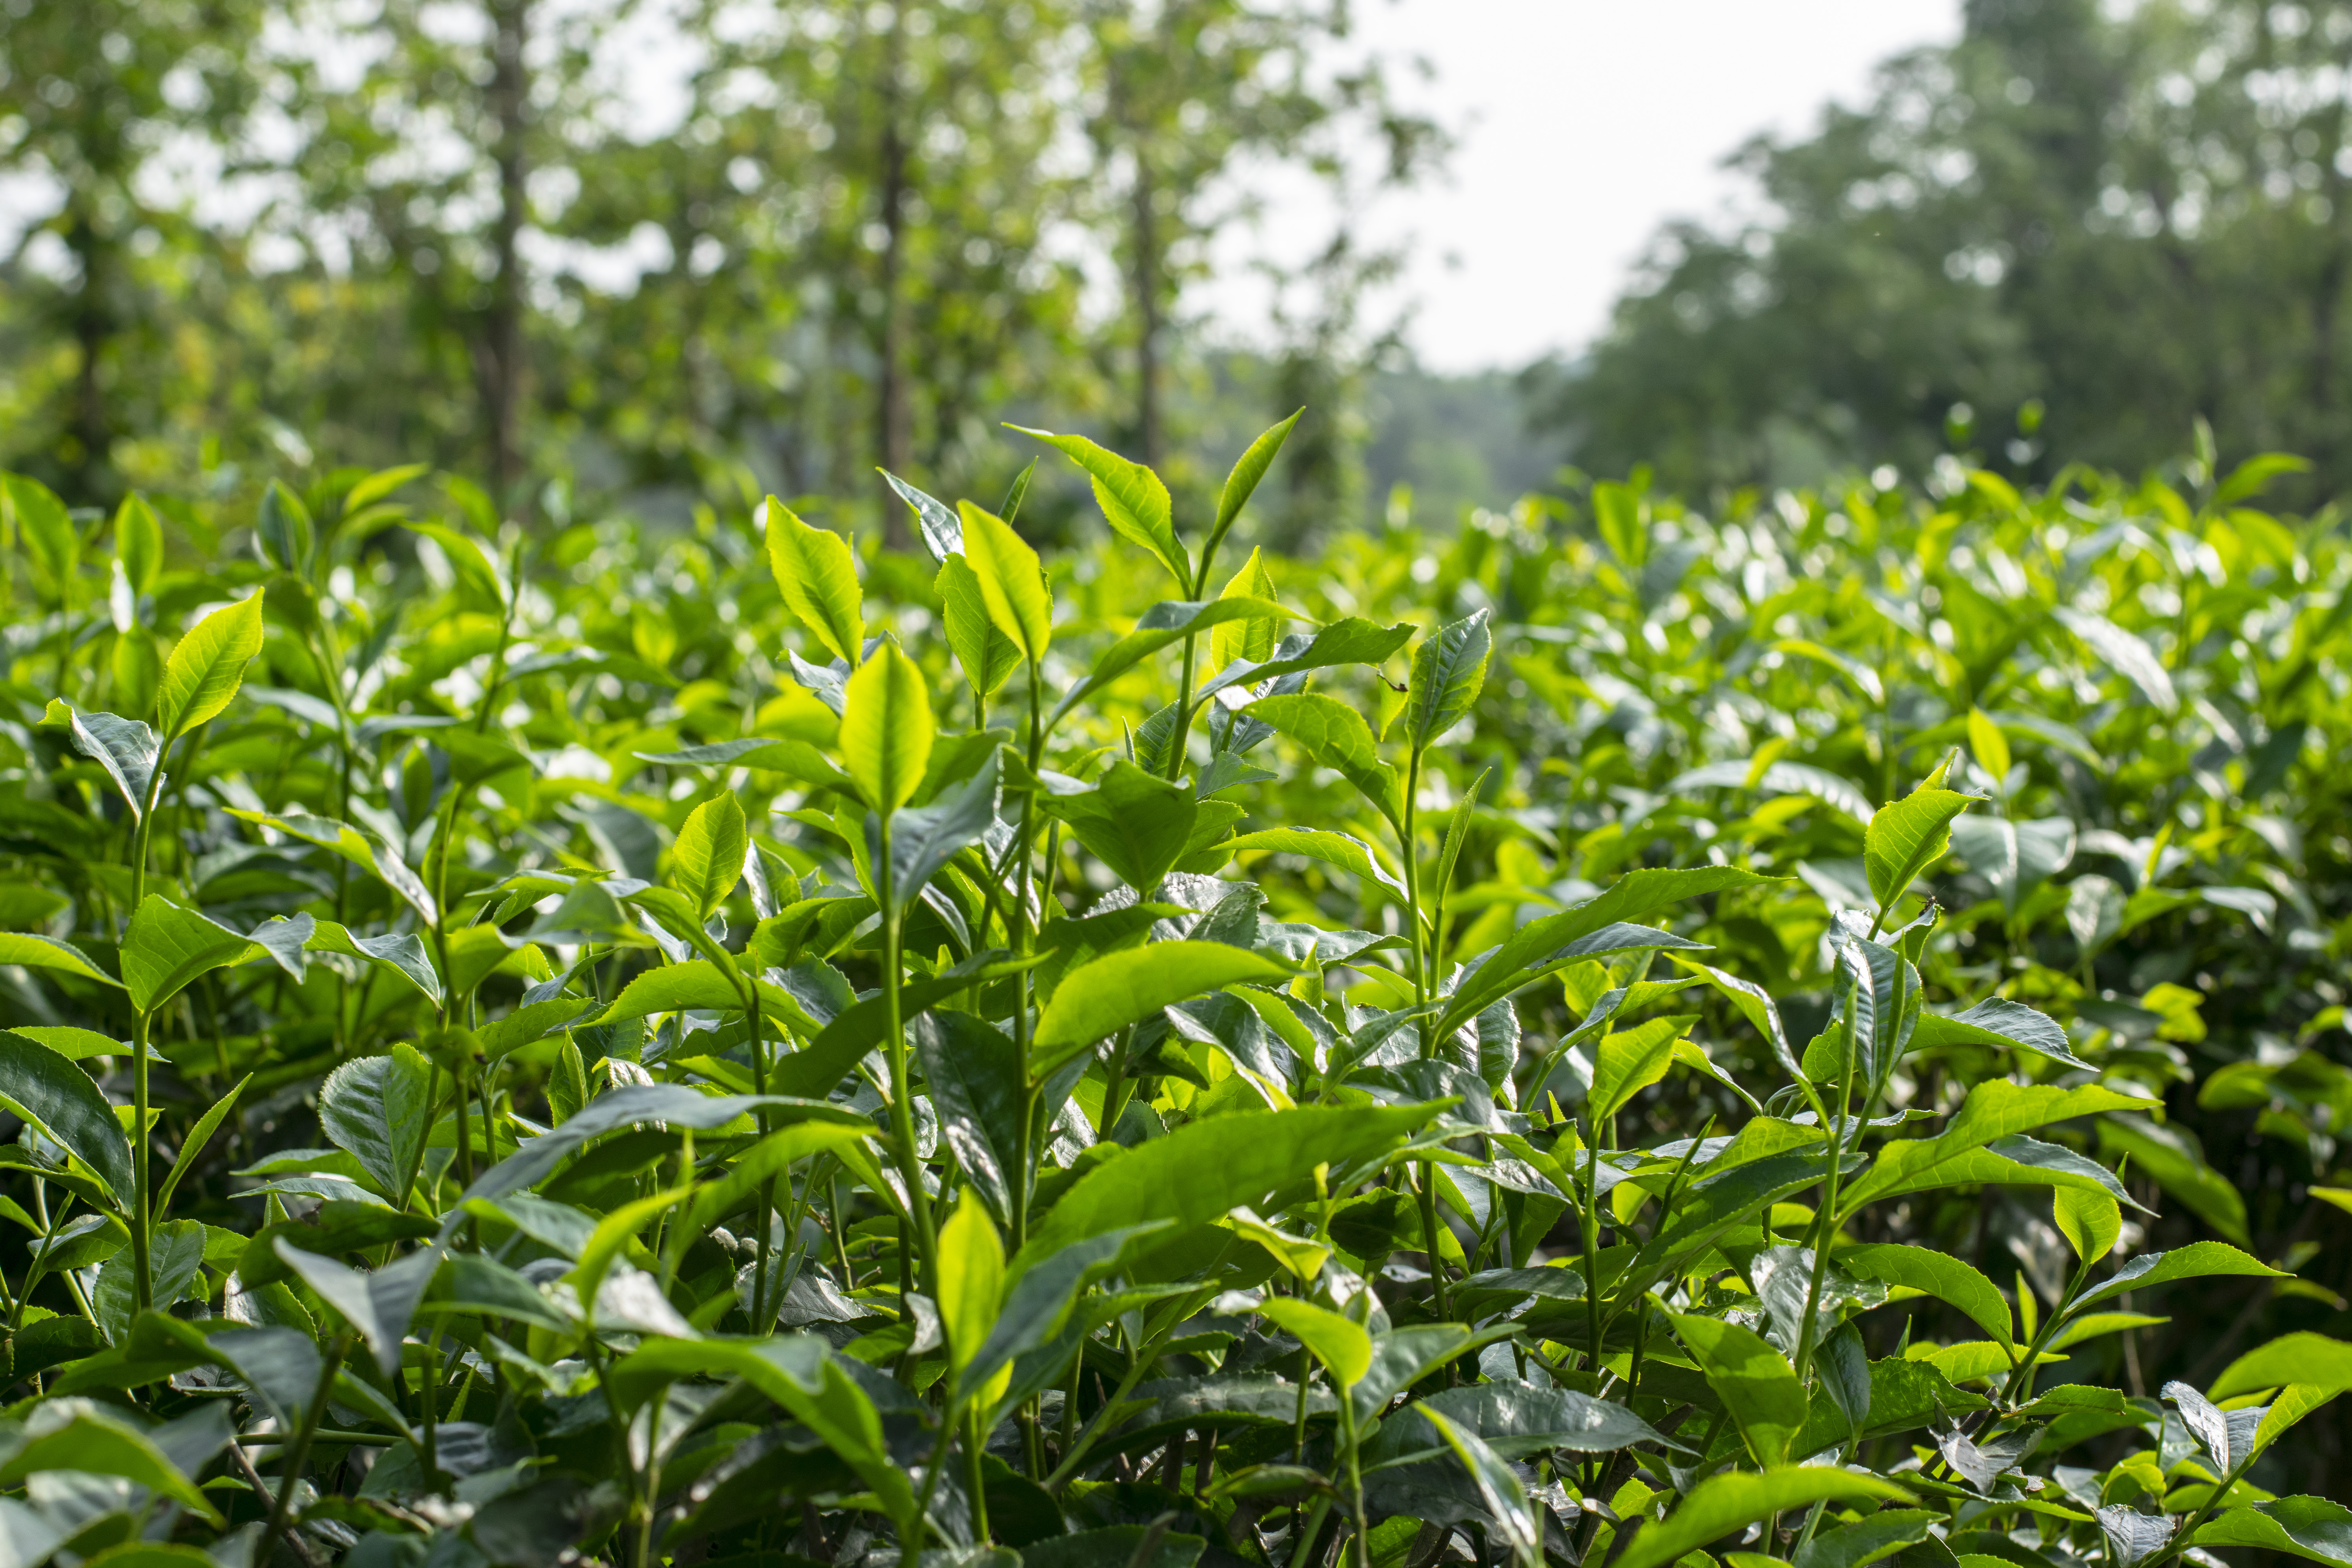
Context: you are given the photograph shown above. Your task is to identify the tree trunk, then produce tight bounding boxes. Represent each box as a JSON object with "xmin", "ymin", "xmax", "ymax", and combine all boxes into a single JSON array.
[
  {"xmin": 874, "ymin": 4, "xmax": 914, "ymax": 552},
  {"xmin": 2309, "ymin": 101, "xmax": 2351, "ymax": 483},
  {"xmin": 67, "ymin": 200, "xmax": 112, "ymax": 496},
  {"xmin": 479, "ymin": 0, "xmax": 531, "ymax": 512},
  {"xmin": 1130, "ymin": 152, "xmax": 1163, "ymax": 472}
]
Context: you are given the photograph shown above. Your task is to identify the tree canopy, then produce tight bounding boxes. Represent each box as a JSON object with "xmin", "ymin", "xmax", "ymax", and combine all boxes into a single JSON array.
[
  {"xmin": 0, "ymin": 0, "xmax": 1439, "ymax": 536},
  {"xmin": 1538, "ymin": 0, "xmax": 2352, "ymax": 501}
]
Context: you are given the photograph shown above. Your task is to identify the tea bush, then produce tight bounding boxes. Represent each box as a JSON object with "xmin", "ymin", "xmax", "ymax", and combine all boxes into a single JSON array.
[{"xmin": 0, "ymin": 425, "xmax": 2346, "ymax": 1568}]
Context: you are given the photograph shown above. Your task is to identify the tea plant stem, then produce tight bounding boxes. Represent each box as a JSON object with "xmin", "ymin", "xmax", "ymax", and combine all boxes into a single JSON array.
[
  {"xmin": 129, "ymin": 1008, "xmax": 155, "ymax": 1311},
  {"xmin": 418, "ymin": 1336, "xmax": 442, "ymax": 1479},
  {"xmin": 2143, "ymin": 1466, "xmax": 2245, "ymax": 1568},
  {"xmin": 1165, "ymin": 630, "xmax": 1198, "ymax": 779},
  {"xmin": 126, "ymin": 732, "xmax": 174, "ymax": 1313},
  {"xmin": 1581, "ymin": 1111, "xmax": 1604, "ymax": 1373},
  {"xmin": 1403, "ymin": 751, "xmax": 1428, "ymax": 1011},
  {"xmin": 1043, "ymin": 1349, "xmax": 1156, "ymax": 1490},
  {"xmin": 637, "ymin": 1397, "xmax": 665, "ymax": 1568},
  {"xmin": 1999, "ymin": 1250, "xmax": 2095, "ymax": 1408},
  {"xmin": 908, "ymin": 1415, "xmax": 958, "ymax": 1548},
  {"xmin": 1161, "ymin": 545, "xmax": 1222, "ymax": 776},
  {"xmin": 230, "ymin": 1441, "xmax": 322, "ymax": 1568},
  {"xmin": 723, "ymin": 960, "xmax": 781, "ymax": 1327},
  {"xmin": 1005, "ymin": 669, "xmax": 1049, "ymax": 1252},
  {"xmin": 1334, "ymin": 1376, "xmax": 1371, "ymax": 1568},
  {"xmin": 302, "ymin": 621, "xmax": 357, "ymax": 1051},
  {"xmin": 581, "ymin": 1337, "xmax": 635, "ymax": 1555},
  {"xmin": 1401, "ymin": 748, "xmax": 1454, "ymax": 1325},
  {"xmin": 258, "ymin": 1331, "xmax": 349, "ymax": 1568},
  {"xmin": 878, "ymin": 824, "xmax": 936, "ymax": 1283},
  {"xmin": 11, "ymin": 1187, "xmax": 68, "ymax": 1337},
  {"xmin": 1286, "ymin": 1500, "xmax": 1334, "ymax": 1568},
  {"xmin": 1791, "ymin": 983, "xmax": 1861, "ymax": 1383},
  {"xmin": 965, "ymin": 1408, "xmax": 992, "ymax": 1542},
  {"xmin": 475, "ymin": 546, "xmax": 523, "ymax": 735},
  {"xmin": 452, "ymin": 1060, "xmax": 474, "ymax": 1188}
]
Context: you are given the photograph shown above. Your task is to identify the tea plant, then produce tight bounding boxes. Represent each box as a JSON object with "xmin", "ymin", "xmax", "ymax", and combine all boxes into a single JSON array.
[{"xmin": 0, "ymin": 430, "xmax": 2346, "ymax": 1568}]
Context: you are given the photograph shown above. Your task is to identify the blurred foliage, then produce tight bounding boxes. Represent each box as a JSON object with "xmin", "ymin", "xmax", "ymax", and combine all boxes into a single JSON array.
[
  {"xmin": 1535, "ymin": 0, "xmax": 2352, "ymax": 504},
  {"xmin": 0, "ymin": 0, "xmax": 1441, "ymax": 534}
]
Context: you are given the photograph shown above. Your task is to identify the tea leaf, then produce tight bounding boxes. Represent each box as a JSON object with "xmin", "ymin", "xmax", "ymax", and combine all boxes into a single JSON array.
[
  {"xmin": 1018, "ymin": 1103, "xmax": 1438, "ymax": 1265},
  {"xmin": 1257, "ymin": 1297, "xmax": 1371, "ymax": 1387},
  {"xmin": 1863, "ymin": 765, "xmax": 1979, "ymax": 917},
  {"xmin": 673, "ymin": 791, "xmax": 749, "ymax": 917},
  {"xmin": 1032, "ymin": 940, "xmax": 1296, "ymax": 1074},
  {"xmin": 0, "ymin": 1030, "xmax": 135, "ymax": 1206},
  {"xmin": 120, "ymin": 895, "xmax": 268, "ymax": 1013},
  {"xmin": 764, "ymin": 496, "xmax": 864, "ymax": 664},
  {"xmin": 1210, "ymin": 411, "xmax": 1301, "ymax": 559},
  {"xmin": 958, "ymin": 499, "xmax": 1053, "ymax": 662},
  {"xmin": 1403, "ymin": 608, "xmax": 1492, "ymax": 752},
  {"xmin": 841, "ymin": 643, "xmax": 934, "ymax": 815},
  {"xmin": 1015, "ymin": 425, "xmax": 1187, "ymax": 587},
  {"xmin": 1840, "ymin": 1243, "xmax": 2015, "ymax": 1348},
  {"xmin": 1615, "ymin": 1468, "xmax": 1913, "ymax": 1568},
  {"xmin": 1671, "ymin": 1313, "xmax": 1809, "ymax": 1466},
  {"xmin": 158, "ymin": 590, "xmax": 263, "ymax": 739},
  {"xmin": 319, "ymin": 1044, "xmax": 436, "ymax": 1200}
]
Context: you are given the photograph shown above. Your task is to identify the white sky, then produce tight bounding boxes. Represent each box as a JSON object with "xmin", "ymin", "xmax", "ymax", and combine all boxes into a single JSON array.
[{"xmin": 1209, "ymin": 0, "xmax": 1964, "ymax": 373}]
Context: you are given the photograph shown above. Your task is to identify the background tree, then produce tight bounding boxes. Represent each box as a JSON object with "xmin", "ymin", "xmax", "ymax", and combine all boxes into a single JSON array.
[
  {"xmin": 0, "ymin": 0, "xmax": 265, "ymax": 498},
  {"xmin": 270, "ymin": 0, "xmax": 621, "ymax": 509},
  {"xmin": 1078, "ymin": 0, "xmax": 1443, "ymax": 524},
  {"xmin": 0, "ymin": 0, "xmax": 1440, "ymax": 532},
  {"xmin": 1534, "ymin": 0, "xmax": 2352, "ymax": 501}
]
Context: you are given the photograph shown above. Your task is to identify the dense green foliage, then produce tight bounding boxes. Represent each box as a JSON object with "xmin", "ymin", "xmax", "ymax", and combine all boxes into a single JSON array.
[
  {"xmin": 0, "ymin": 423, "xmax": 2348, "ymax": 1568},
  {"xmin": 1538, "ymin": 0, "xmax": 2352, "ymax": 502}
]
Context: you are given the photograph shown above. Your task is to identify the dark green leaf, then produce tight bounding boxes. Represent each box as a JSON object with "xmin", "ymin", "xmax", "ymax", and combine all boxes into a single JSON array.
[
  {"xmin": 320, "ymin": 1044, "xmax": 436, "ymax": 1200},
  {"xmin": 0, "ymin": 1029, "xmax": 135, "ymax": 1205},
  {"xmin": 1032, "ymin": 940, "xmax": 1296, "ymax": 1078},
  {"xmin": 1403, "ymin": 609, "xmax": 1492, "ymax": 752}
]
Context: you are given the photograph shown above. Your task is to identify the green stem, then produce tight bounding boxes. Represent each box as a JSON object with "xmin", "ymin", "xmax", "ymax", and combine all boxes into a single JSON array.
[
  {"xmin": 878, "ymin": 822, "xmax": 936, "ymax": 1285},
  {"xmin": 637, "ymin": 1396, "xmax": 664, "ymax": 1568},
  {"xmin": 1791, "ymin": 985, "xmax": 1860, "ymax": 1382},
  {"xmin": 581, "ymin": 1337, "xmax": 633, "ymax": 1541},
  {"xmin": 1007, "ymin": 668, "xmax": 1047, "ymax": 1248},
  {"xmin": 1044, "ymin": 1347, "xmax": 1156, "ymax": 1491},
  {"xmin": 965, "ymin": 1408, "xmax": 993, "ymax": 1543},
  {"xmin": 1058, "ymin": 1352, "xmax": 1085, "ymax": 1464},
  {"xmin": 1401, "ymin": 748, "xmax": 1454, "ymax": 1324},
  {"xmin": 2143, "ymin": 1467, "xmax": 2246, "ymax": 1568},
  {"xmin": 1164, "ymin": 631, "xmax": 1198, "ymax": 779},
  {"xmin": 258, "ymin": 1333, "xmax": 350, "ymax": 1568},
  {"xmin": 452, "ymin": 1060, "xmax": 474, "ymax": 1189},
  {"xmin": 11, "ymin": 1186, "xmax": 69, "ymax": 1338},
  {"xmin": 475, "ymin": 552, "xmax": 523, "ymax": 735},
  {"xmin": 237, "ymin": 1429, "xmax": 401, "ymax": 1448},
  {"xmin": 1336, "ymin": 1374, "xmax": 1370, "ymax": 1568},
  {"xmin": 906, "ymin": 1412, "xmax": 958, "ymax": 1550},
  {"xmin": 724, "ymin": 958, "xmax": 780, "ymax": 1328},
  {"xmin": 1286, "ymin": 1500, "xmax": 1335, "ymax": 1568},
  {"xmin": 1402, "ymin": 751, "xmax": 1428, "ymax": 1013},
  {"xmin": 129, "ymin": 1008, "xmax": 154, "ymax": 1311},
  {"xmin": 419, "ymin": 1336, "xmax": 441, "ymax": 1480},
  {"xmin": 125, "ymin": 731, "xmax": 172, "ymax": 1313},
  {"xmin": 1581, "ymin": 1114, "xmax": 1605, "ymax": 1373},
  {"xmin": 303, "ymin": 622, "xmax": 356, "ymax": 1051},
  {"xmin": 1998, "ymin": 1251, "xmax": 2095, "ymax": 1408},
  {"xmin": 1161, "ymin": 546, "xmax": 1223, "ymax": 776}
]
